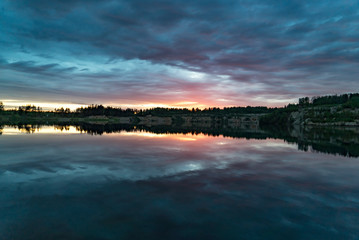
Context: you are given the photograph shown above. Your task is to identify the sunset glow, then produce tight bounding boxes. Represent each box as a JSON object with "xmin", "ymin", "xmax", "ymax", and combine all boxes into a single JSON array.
[
  {"xmin": 1, "ymin": 126, "xmax": 80, "ymax": 135},
  {"xmin": 1, "ymin": 1, "xmax": 358, "ymax": 108},
  {"xmin": 2, "ymin": 126, "xmax": 215, "ymax": 142},
  {"xmin": 1, "ymin": 1, "xmax": 359, "ymax": 238},
  {"xmin": 1, "ymin": 100, "xmax": 88, "ymax": 111}
]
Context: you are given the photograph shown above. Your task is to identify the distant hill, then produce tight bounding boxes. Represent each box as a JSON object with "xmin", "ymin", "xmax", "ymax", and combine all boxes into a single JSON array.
[{"xmin": 260, "ymin": 93, "xmax": 359, "ymax": 126}]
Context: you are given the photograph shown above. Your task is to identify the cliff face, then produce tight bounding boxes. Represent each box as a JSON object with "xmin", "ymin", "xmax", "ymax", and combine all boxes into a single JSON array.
[
  {"xmin": 290, "ymin": 106, "xmax": 359, "ymax": 126},
  {"xmin": 136, "ymin": 114, "xmax": 261, "ymax": 127}
]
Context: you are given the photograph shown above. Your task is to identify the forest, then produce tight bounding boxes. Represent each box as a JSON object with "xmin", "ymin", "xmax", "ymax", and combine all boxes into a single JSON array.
[{"xmin": 1, "ymin": 93, "xmax": 358, "ymax": 126}]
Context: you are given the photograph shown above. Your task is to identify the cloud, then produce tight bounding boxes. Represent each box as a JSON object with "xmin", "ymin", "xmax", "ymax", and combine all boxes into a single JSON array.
[{"xmin": 0, "ymin": 0, "xmax": 358, "ymax": 107}]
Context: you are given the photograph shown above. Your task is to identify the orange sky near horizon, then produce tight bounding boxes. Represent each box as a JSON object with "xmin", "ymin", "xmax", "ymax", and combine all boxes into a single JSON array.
[{"xmin": 1, "ymin": 98, "xmax": 293, "ymax": 111}]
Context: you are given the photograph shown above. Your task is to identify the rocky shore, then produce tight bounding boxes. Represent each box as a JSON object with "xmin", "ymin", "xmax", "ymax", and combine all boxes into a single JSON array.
[{"xmin": 290, "ymin": 106, "xmax": 359, "ymax": 126}]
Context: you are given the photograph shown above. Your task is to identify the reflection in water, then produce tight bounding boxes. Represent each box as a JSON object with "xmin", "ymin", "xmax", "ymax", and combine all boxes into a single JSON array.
[
  {"xmin": 1, "ymin": 125, "xmax": 359, "ymax": 239},
  {"xmin": 2, "ymin": 123, "xmax": 359, "ymax": 157},
  {"xmin": 2, "ymin": 125, "xmax": 80, "ymax": 135}
]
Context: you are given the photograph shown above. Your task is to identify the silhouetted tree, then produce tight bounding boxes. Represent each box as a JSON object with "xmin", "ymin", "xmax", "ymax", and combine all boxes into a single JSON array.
[
  {"xmin": 299, "ymin": 97, "xmax": 309, "ymax": 106},
  {"xmin": 18, "ymin": 105, "xmax": 39, "ymax": 112},
  {"xmin": 0, "ymin": 102, "xmax": 4, "ymax": 111}
]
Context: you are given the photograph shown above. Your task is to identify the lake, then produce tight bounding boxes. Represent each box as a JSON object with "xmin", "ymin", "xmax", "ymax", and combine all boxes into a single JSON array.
[{"xmin": 1, "ymin": 125, "xmax": 359, "ymax": 239}]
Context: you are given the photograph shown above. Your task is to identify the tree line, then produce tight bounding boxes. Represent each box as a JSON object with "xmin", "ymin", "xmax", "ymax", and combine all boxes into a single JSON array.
[
  {"xmin": 299, "ymin": 93, "xmax": 359, "ymax": 107},
  {"xmin": 1, "ymin": 92, "xmax": 358, "ymax": 117},
  {"xmin": 0, "ymin": 102, "xmax": 274, "ymax": 117}
]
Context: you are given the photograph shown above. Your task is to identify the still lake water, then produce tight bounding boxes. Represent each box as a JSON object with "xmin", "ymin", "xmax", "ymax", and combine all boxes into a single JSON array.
[{"xmin": 1, "ymin": 125, "xmax": 359, "ymax": 239}]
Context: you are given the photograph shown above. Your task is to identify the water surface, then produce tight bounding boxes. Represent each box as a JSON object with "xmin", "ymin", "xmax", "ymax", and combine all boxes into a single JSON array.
[{"xmin": 1, "ymin": 125, "xmax": 359, "ymax": 239}]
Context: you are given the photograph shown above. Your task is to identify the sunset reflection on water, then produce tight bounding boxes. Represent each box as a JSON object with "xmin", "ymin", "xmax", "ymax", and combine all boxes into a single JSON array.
[{"xmin": 1, "ymin": 125, "xmax": 359, "ymax": 239}]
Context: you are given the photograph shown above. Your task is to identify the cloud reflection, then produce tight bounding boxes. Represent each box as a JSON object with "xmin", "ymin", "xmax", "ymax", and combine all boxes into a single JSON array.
[{"xmin": 1, "ymin": 130, "xmax": 359, "ymax": 238}]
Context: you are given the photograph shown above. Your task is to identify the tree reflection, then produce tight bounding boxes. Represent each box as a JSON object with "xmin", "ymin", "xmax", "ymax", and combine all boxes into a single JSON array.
[{"xmin": 1, "ymin": 123, "xmax": 358, "ymax": 157}]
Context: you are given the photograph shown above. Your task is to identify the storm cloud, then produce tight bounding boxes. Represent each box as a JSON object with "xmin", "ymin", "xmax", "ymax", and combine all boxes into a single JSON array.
[{"xmin": 1, "ymin": 0, "xmax": 358, "ymax": 108}]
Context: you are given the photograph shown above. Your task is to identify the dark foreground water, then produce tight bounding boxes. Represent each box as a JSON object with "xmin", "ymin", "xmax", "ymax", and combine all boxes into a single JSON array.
[{"xmin": 1, "ymin": 126, "xmax": 359, "ymax": 239}]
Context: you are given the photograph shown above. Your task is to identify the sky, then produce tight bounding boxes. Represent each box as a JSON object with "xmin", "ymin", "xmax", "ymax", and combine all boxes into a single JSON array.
[{"xmin": 0, "ymin": 0, "xmax": 358, "ymax": 110}]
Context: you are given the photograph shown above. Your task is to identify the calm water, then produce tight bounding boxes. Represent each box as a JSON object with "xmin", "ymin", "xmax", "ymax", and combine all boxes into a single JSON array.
[{"xmin": 1, "ymin": 125, "xmax": 359, "ymax": 239}]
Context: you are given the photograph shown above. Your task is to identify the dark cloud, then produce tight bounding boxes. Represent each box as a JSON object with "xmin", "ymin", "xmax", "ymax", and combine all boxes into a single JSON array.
[
  {"xmin": 0, "ymin": 59, "xmax": 77, "ymax": 76},
  {"xmin": 0, "ymin": 0, "xmax": 358, "ymax": 107}
]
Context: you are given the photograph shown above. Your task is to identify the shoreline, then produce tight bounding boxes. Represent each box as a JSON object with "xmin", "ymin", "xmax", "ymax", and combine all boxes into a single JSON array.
[{"xmin": 1, "ymin": 113, "xmax": 359, "ymax": 127}]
